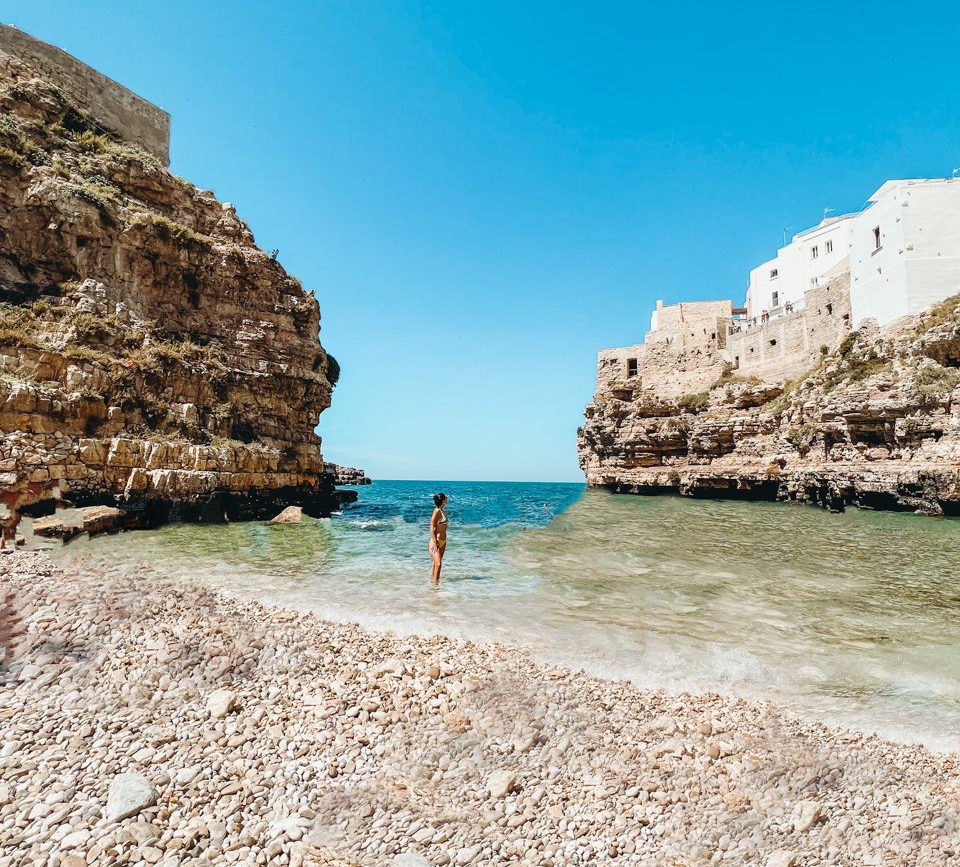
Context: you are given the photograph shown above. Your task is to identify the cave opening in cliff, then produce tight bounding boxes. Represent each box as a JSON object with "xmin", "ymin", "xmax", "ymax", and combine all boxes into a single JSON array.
[
  {"xmin": 688, "ymin": 480, "xmax": 781, "ymax": 502},
  {"xmin": 231, "ymin": 421, "xmax": 256, "ymax": 444},
  {"xmin": 184, "ymin": 272, "xmax": 200, "ymax": 308}
]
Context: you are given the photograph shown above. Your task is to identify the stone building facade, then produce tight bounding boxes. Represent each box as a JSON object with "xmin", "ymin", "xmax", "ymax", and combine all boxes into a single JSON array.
[
  {"xmin": 725, "ymin": 268, "xmax": 852, "ymax": 382},
  {"xmin": 595, "ymin": 177, "xmax": 960, "ymax": 398},
  {"xmin": 747, "ymin": 178, "xmax": 960, "ymax": 328},
  {"xmin": 0, "ymin": 23, "xmax": 170, "ymax": 164},
  {"xmin": 597, "ymin": 300, "xmax": 733, "ymax": 401}
]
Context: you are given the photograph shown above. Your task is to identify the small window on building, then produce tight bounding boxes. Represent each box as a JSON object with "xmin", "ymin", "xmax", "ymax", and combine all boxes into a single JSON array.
[
  {"xmin": 811, "ymin": 245, "xmax": 819, "ymax": 259},
  {"xmin": 772, "ymin": 291, "xmax": 779, "ymax": 306},
  {"xmin": 873, "ymin": 226, "xmax": 881, "ymax": 249},
  {"xmin": 711, "ymin": 332, "xmax": 716, "ymax": 340},
  {"xmin": 769, "ymin": 338, "xmax": 777, "ymax": 347},
  {"xmin": 626, "ymin": 358, "xmax": 638, "ymax": 377},
  {"xmin": 733, "ymin": 355, "xmax": 740, "ymax": 369},
  {"xmin": 750, "ymin": 347, "xmax": 755, "ymax": 353},
  {"xmin": 826, "ymin": 240, "xmax": 833, "ymax": 254},
  {"xmin": 769, "ymin": 268, "xmax": 778, "ymax": 279},
  {"xmin": 810, "ymin": 277, "xmax": 818, "ymax": 287},
  {"xmin": 826, "ymin": 302, "xmax": 833, "ymax": 315}
]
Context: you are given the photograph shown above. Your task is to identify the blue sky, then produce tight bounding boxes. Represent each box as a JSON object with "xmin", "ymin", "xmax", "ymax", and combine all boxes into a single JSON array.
[{"xmin": 7, "ymin": 3, "xmax": 960, "ymax": 481}]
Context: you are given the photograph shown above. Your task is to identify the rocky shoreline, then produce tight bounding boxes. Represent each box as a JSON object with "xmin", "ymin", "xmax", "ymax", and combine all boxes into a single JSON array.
[
  {"xmin": 2, "ymin": 551, "xmax": 958, "ymax": 866},
  {"xmin": 579, "ymin": 298, "xmax": 960, "ymax": 516},
  {"xmin": 0, "ymin": 43, "xmax": 362, "ymax": 541}
]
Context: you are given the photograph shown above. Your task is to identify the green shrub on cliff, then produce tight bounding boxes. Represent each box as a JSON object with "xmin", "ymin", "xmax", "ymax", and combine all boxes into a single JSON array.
[
  {"xmin": 838, "ymin": 331, "xmax": 860, "ymax": 357},
  {"xmin": 710, "ymin": 364, "xmax": 737, "ymax": 389},
  {"xmin": 326, "ymin": 353, "xmax": 341, "ymax": 387},
  {"xmin": 128, "ymin": 339, "xmax": 228, "ymax": 377},
  {"xmin": 0, "ymin": 146, "xmax": 25, "ymax": 170},
  {"xmin": 914, "ymin": 365, "xmax": 960, "ymax": 406},
  {"xmin": 677, "ymin": 391, "xmax": 709, "ymax": 413},
  {"xmin": 62, "ymin": 310, "xmax": 123, "ymax": 343},
  {"xmin": 824, "ymin": 354, "xmax": 891, "ymax": 391},
  {"xmin": 710, "ymin": 364, "xmax": 762, "ymax": 391},
  {"xmin": 0, "ymin": 302, "xmax": 37, "ymax": 344},
  {"xmin": 63, "ymin": 344, "xmax": 115, "ymax": 366},
  {"xmin": 129, "ymin": 211, "xmax": 214, "ymax": 248},
  {"xmin": 75, "ymin": 178, "xmax": 121, "ymax": 211},
  {"xmin": 916, "ymin": 293, "xmax": 960, "ymax": 334},
  {"xmin": 786, "ymin": 424, "xmax": 817, "ymax": 457},
  {"xmin": 73, "ymin": 130, "xmax": 109, "ymax": 154},
  {"xmin": 763, "ymin": 378, "xmax": 800, "ymax": 415},
  {"xmin": 102, "ymin": 139, "xmax": 162, "ymax": 169}
]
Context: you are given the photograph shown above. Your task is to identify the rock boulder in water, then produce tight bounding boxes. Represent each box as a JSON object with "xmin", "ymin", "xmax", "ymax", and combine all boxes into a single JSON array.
[{"xmin": 270, "ymin": 506, "xmax": 303, "ymax": 524}]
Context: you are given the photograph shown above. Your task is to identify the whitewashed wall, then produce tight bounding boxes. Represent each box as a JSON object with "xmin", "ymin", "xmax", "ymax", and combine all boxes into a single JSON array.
[
  {"xmin": 850, "ymin": 179, "xmax": 960, "ymax": 326},
  {"xmin": 746, "ymin": 217, "xmax": 855, "ymax": 318}
]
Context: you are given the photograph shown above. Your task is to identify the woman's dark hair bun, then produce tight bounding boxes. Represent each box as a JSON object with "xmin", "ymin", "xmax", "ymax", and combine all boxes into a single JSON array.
[{"xmin": 433, "ymin": 493, "xmax": 446, "ymax": 508}]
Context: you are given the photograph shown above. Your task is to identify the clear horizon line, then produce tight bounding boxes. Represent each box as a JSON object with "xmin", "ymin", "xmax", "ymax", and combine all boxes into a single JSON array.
[{"xmin": 351, "ymin": 478, "xmax": 588, "ymax": 485}]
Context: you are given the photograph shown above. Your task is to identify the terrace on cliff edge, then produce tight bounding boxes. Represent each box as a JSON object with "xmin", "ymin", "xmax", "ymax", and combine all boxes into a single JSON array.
[
  {"xmin": 0, "ymin": 26, "xmax": 368, "ymax": 546},
  {"xmin": 579, "ymin": 179, "xmax": 960, "ymax": 516}
]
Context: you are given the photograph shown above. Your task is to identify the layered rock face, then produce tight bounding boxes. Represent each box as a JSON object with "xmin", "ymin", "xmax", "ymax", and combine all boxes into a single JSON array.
[
  {"xmin": 0, "ymin": 48, "xmax": 357, "ymax": 535},
  {"xmin": 324, "ymin": 463, "xmax": 372, "ymax": 486},
  {"xmin": 579, "ymin": 297, "xmax": 960, "ymax": 515}
]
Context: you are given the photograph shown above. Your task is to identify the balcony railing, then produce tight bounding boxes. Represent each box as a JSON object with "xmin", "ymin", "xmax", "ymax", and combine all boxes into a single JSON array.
[{"xmin": 727, "ymin": 299, "xmax": 805, "ymax": 335}]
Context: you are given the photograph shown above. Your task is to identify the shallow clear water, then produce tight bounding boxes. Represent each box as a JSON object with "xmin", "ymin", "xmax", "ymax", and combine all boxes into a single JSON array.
[{"xmin": 58, "ymin": 481, "xmax": 960, "ymax": 750}]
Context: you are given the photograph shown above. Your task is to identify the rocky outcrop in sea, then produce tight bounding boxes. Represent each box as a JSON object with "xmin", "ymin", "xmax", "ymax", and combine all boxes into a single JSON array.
[
  {"xmin": 324, "ymin": 464, "xmax": 373, "ymax": 486},
  {"xmin": 0, "ymin": 45, "xmax": 361, "ymax": 538},
  {"xmin": 579, "ymin": 297, "xmax": 960, "ymax": 515}
]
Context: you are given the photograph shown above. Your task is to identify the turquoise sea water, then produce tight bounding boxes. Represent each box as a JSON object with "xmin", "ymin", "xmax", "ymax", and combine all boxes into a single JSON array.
[{"xmin": 58, "ymin": 480, "xmax": 960, "ymax": 751}]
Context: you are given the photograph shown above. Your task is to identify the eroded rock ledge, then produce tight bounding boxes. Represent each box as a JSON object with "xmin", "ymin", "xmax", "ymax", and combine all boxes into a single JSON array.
[
  {"xmin": 579, "ymin": 298, "xmax": 960, "ymax": 515},
  {"xmin": 324, "ymin": 463, "xmax": 372, "ymax": 486},
  {"xmin": 0, "ymin": 47, "xmax": 363, "ymax": 537}
]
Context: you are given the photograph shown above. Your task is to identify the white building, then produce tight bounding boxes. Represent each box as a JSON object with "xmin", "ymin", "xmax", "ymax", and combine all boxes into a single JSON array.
[
  {"xmin": 744, "ymin": 177, "xmax": 960, "ymax": 327},
  {"xmin": 849, "ymin": 179, "xmax": 960, "ymax": 325},
  {"xmin": 746, "ymin": 214, "xmax": 856, "ymax": 320}
]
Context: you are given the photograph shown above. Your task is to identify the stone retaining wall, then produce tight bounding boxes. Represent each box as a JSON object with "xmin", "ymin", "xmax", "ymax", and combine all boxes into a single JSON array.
[
  {"xmin": 726, "ymin": 272, "xmax": 852, "ymax": 383},
  {"xmin": 0, "ymin": 24, "xmax": 170, "ymax": 164}
]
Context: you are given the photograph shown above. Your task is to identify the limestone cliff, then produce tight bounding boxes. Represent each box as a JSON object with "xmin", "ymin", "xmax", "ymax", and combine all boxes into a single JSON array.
[
  {"xmin": 324, "ymin": 463, "xmax": 372, "ymax": 486},
  {"xmin": 579, "ymin": 297, "xmax": 960, "ymax": 515},
  {"xmin": 0, "ymin": 47, "xmax": 358, "ymax": 534}
]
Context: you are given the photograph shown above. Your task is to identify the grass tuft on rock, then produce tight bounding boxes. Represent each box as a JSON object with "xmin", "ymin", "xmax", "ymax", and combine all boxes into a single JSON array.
[
  {"xmin": 914, "ymin": 364, "xmax": 960, "ymax": 407},
  {"xmin": 0, "ymin": 145, "xmax": 25, "ymax": 170},
  {"xmin": 677, "ymin": 391, "xmax": 709, "ymax": 413},
  {"xmin": 129, "ymin": 211, "xmax": 214, "ymax": 248}
]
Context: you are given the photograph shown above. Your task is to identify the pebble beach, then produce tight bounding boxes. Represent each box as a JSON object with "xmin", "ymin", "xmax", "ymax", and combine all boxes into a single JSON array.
[{"xmin": 2, "ymin": 550, "xmax": 959, "ymax": 867}]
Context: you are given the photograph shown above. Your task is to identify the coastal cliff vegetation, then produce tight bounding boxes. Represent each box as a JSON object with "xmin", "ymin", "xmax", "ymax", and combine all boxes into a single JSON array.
[
  {"xmin": 579, "ymin": 295, "xmax": 960, "ymax": 515},
  {"xmin": 0, "ymin": 48, "xmax": 352, "ymax": 535}
]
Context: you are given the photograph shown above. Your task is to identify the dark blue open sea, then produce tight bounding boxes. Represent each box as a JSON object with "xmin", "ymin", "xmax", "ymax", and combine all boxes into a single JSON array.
[{"xmin": 59, "ymin": 480, "xmax": 960, "ymax": 751}]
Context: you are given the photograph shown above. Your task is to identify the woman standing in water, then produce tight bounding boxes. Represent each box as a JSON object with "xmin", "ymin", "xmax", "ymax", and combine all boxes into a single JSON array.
[{"xmin": 429, "ymin": 492, "xmax": 448, "ymax": 584}]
